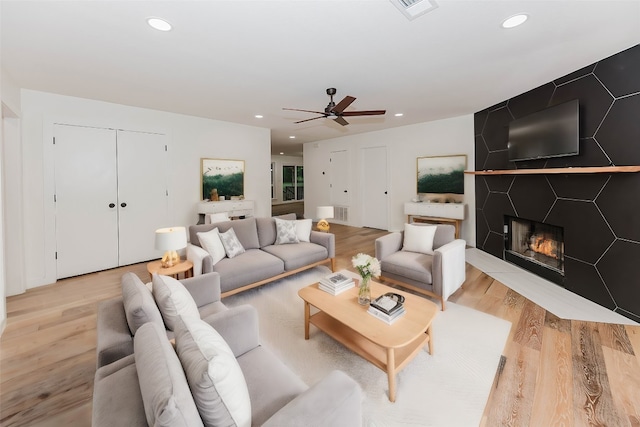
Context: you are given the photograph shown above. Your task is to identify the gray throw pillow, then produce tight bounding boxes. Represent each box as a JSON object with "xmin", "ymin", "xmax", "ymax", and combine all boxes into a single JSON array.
[
  {"xmin": 134, "ymin": 322, "xmax": 204, "ymax": 427},
  {"xmin": 218, "ymin": 228, "xmax": 246, "ymax": 258},
  {"xmin": 274, "ymin": 218, "xmax": 299, "ymax": 245},
  {"xmin": 174, "ymin": 316, "xmax": 252, "ymax": 427},
  {"xmin": 121, "ymin": 272, "xmax": 164, "ymax": 334}
]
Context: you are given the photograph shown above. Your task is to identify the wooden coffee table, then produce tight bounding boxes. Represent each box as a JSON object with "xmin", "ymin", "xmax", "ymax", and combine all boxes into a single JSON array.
[{"xmin": 298, "ymin": 279, "xmax": 438, "ymax": 402}]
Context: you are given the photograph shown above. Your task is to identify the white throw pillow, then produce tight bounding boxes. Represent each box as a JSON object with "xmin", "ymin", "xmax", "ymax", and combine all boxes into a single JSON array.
[
  {"xmin": 402, "ymin": 223, "xmax": 437, "ymax": 255},
  {"xmin": 274, "ymin": 218, "xmax": 299, "ymax": 245},
  {"xmin": 218, "ymin": 228, "xmax": 245, "ymax": 258},
  {"xmin": 152, "ymin": 274, "xmax": 200, "ymax": 331},
  {"xmin": 295, "ymin": 219, "xmax": 312, "ymax": 243},
  {"xmin": 197, "ymin": 227, "xmax": 226, "ymax": 265},
  {"xmin": 174, "ymin": 316, "xmax": 252, "ymax": 427}
]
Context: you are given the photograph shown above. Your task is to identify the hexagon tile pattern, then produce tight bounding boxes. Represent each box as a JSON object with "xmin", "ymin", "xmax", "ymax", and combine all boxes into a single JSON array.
[{"xmin": 474, "ymin": 43, "xmax": 640, "ymax": 322}]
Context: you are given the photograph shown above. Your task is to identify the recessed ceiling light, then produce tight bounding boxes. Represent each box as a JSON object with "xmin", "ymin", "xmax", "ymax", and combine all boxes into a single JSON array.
[
  {"xmin": 502, "ymin": 14, "xmax": 528, "ymax": 29},
  {"xmin": 254, "ymin": 115, "xmax": 263, "ymax": 119},
  {"xmin": 147, "ymin": 17, "xmax": 172, "ymax": 32},
  {"xmin": 395, "ymin": 113, "xmax": 404, "ymax": 117},
  {"xmin": 289, "ymin": 136, "xmax": 296, "ymax": 139}
]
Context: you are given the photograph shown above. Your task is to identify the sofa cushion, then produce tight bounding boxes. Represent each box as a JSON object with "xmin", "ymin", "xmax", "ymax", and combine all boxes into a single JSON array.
[
  {"xmin": 92, "ymin": 355, "xmax": 148, "ymax": 427},
  {"xmin": 197, "ymin": 227, "xmax": 226, "ymax": 265},
  {"xmin": 403, "ymin": 223, "xmax": 437, "ymax": 255},
  {"xmin": 174, "ymin": 316, "xmax": 252, "ymax": 427},
  {"xmin": 256, "ymin": 214, "xmax": 297, "ymax": 248},
  {"xmin": 213, "ymin": 249, "xmax": 284, "ymax": 294},
  {"xmin": 218, "ymin": 228, "xmax": 246, "ymax": 258},
  {"xmin": 381, "ymin": 250, "xmax": 434, "ymax": 284},
  {"xmin": 152, "ymin": 274, "xmax": 200, "ymax": 331},
  {"xmin": 134, "ymin": 323, "xmax": 204, "ymax": 427},
  {"xmin": 190, "ymin": 218, "xmax": 260, "ymax": 250},
  {"xmin": 296, "ymin": 219, "xmax": 312, "ymax": 243},
  {"xmin": 237, "ymin": 345, "xmax": 307, "ymax": 426},
  {"xmin": 261, "ymin": 242, "xmax": 328, "ymax": 271},
  {"xmin": 274, "ymin": 218, "xmax": 299, "ymax": 245},
  {"xmin": 122, "ymin": 272, "xmax": 164, "ymax": 335}
]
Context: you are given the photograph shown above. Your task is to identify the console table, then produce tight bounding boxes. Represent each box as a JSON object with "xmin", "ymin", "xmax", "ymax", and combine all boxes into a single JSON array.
[
  {"xmin": 196, "ymin": 200, "xmax": 254, "ymax": 223},
  {"xmin": 404, "ymin": 202, "xmax": 466, "ymax": 238}
]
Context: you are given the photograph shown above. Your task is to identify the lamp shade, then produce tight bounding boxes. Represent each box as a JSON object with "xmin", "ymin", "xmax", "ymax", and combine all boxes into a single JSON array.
[
  {"xmin": 155, "ymin": 227, "xmax": 187, "ymax": 251},
  {"xmin": 316, "ymin": 206, "xmax": 334, "ymax": 220}
]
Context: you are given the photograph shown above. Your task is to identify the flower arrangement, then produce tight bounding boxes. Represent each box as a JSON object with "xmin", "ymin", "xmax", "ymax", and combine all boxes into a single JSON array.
[
  {"xmin": 351, "ymin": 253, "xmax": 381, "ymax": 281},
  {"xmin": 352, "ymin": 253, "xmax": 380, "ymax": 305}
]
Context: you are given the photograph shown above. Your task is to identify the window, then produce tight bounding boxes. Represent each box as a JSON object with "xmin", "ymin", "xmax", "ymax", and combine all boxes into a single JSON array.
[{"xmin": 283, "ymin": 165, "xmax": 303, "ymax": 201}]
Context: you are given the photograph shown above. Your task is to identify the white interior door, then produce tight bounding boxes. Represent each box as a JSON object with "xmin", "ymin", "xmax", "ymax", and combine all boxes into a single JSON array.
[
  {"xmin": 54, "ymin": 125, "xmax": 118, "ymax": 278},
  {"xmin": 117, "ymin": 130, "xmax": 169, "ymax": 265},
  {"xmin": 361, "ymin": 146, "xmax": 388, "ymax": 230},
  {"xmin": 330, "ymin": 150, "xmax": 349, "ymax": 206}
]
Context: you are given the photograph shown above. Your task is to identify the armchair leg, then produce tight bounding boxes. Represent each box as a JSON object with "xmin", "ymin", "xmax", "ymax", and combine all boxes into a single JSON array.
[{"xmin": 440, "ymin": 297, "xmax": 446, "ymax": 311}]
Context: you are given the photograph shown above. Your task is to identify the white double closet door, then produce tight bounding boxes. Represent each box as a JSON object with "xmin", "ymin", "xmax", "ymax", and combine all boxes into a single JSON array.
[{"xmin": 53, "ymin": 124, "xmax": 169, "ymax": 279}]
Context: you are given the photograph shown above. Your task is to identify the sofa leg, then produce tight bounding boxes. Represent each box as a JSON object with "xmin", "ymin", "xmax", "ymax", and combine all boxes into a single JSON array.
[
  {"xmin": 441, "ymin": 297, "xmax": 446, "ymax": 311},
  {"xmin": 330, "ymin": 258, "xmax": 336, "ymax": 272}
]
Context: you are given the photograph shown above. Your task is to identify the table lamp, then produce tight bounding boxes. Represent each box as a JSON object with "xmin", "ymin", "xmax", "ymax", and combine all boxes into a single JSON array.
[
  {"xmin": 316, "ymin": 206, "xmax": 334, "ymax": 232},
  {"xmin": 155, "ymin": 227, "xmax": 187, "ymax": 268}
]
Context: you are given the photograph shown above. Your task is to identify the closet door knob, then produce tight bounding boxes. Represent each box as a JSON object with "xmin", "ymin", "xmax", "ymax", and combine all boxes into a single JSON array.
[
  {"xmin": 108, "ymin": 203, "xmax": 115, "ymax": 208},
  {"xmin": 120, "ymin": 202, "xmax": 127, "ymax": 208}
]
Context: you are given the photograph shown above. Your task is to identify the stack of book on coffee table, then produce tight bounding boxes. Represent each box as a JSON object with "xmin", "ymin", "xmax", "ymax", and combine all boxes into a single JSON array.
[
  {"xmin": 318, "ymin": 271, "xmax": 354, "ymax": 295},
  {"xmin": 368, "ymin": 292, "xmax": 406, "ymax": 324}
]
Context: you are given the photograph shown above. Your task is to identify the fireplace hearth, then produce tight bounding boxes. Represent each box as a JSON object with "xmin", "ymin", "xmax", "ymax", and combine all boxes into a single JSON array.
[{"xmin": 504, "ymin": 216, "xmax": 565, "ymax": 286}]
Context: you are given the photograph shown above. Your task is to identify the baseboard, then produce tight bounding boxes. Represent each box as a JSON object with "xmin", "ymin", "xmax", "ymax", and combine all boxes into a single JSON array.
[{"xmin": 0, "ymin": 316, "xmax": 6, "ymax": 337}]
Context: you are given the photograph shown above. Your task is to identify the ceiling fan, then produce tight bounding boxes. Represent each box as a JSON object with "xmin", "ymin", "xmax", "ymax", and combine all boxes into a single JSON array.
[{"xmin": 283, "ymin": 88, "xmax": 386, "ymax": 126}]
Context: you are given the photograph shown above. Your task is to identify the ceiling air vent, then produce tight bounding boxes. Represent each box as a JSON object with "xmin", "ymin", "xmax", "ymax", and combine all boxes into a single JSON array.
[{"xmin": 390, "ymin": 0, "xmax": 438, "ymax": 21}]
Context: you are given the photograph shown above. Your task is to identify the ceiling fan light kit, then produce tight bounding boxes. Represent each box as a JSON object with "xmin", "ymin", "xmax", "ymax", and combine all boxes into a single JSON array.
[{"xmin": 284, "ymin": 88, "xmax": 386, "ymax": 127}]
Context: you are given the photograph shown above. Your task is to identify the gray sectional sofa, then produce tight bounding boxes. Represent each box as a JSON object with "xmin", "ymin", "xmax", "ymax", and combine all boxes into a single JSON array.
[
  {"xmin": 93, "ymin": 272, "xmax": 362, "ymax": 426},
  {"xmin": 187, "ymin": 214, "xmax": 335, "ymax": 297}
]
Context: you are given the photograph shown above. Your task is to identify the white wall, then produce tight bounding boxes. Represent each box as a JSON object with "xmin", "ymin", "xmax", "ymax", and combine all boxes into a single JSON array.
[
  {"xmin": 270, "ymin": 154, "xmax": 303, "ymax": 204},
  {"xmin": 304, "ymin": 115, "xmax": 476, "ymax": 244},
  {"xmin": 20, "ymin": 90, "xmax": 271, "ymax": 289}
]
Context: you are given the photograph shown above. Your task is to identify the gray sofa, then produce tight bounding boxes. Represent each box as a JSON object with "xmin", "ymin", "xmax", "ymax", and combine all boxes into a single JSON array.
[
  {"xmin": 93, "ymin": 272, "xmax": 362, "ymax": 426},
  {"xmin": 187, "ymin": 214, "xmax": 335, "ymax": 297}
]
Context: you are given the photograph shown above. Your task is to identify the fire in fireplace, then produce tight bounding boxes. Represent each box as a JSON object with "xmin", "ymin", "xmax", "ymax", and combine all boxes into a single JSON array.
[{"xmin": 504, "ymin": 216, "xmax": 565, "ymax": 286}]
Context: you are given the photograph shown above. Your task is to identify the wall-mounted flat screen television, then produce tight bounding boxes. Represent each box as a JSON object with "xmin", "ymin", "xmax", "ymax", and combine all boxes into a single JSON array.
[{"xmin": 507, "ymin": 99, "xmax": 579, "ymax": 162}]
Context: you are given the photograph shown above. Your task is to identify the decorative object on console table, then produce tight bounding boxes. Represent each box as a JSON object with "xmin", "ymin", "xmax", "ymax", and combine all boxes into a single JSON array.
[
  {"xmin": 316, "ymin": 205, "xmax": 334, "ymax": 232},
  {"xmin": 155, "ymin": 226, "xmax": 187, "ymax": 268},
  {"xmin": 417, "ymin": 155, "xmax": 466, "ymax": 203},
  {"xmin": 201, "ymin": 158, "xmax": 245, "ymax": 201},
  {"xmin": 352, "ymin": 253, "xmax": 381, "ymax": 305}
]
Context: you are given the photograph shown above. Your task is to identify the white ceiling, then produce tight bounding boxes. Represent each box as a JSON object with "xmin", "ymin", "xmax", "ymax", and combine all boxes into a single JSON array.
[{"xmin": 2, "ymin": 1, "xmax": 639, "ymax": 156}]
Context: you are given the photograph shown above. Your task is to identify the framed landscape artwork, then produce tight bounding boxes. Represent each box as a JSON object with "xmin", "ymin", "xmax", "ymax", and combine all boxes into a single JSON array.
[
  {"xmin": 201, "ymin": 158, "xmax": 245, "ymax": 200},
  {"xmin": 417, "ymin": 155, "xmax": 466, "ymax": 200}
]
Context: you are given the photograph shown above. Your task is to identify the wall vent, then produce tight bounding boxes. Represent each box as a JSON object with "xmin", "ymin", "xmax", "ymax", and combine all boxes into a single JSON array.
[
  {"xmin": 334, "ymin": 206, "xmax": 349, "ymax": 222},
  {"xmin": 390, "ymin": 0, "xmax": 438, "ymax": 21}
]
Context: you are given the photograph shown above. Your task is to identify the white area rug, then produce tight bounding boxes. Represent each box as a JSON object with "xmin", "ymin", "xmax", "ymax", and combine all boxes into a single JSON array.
[{"xmin": 224, "ymin": 267, "xmax": 511, "ymax": 427}]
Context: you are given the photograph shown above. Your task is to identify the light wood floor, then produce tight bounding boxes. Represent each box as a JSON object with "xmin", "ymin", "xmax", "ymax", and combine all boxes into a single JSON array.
[{"xmin": 1, "ymin": 224, "xmax": 639, "ymax": 426}]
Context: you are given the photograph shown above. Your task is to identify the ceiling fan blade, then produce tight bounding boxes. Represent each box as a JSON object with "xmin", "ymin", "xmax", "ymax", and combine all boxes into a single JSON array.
[
  {"xmin": 340, "ymin": 110, "xmax": 386, "ymax": 116},
  {"xmin": 334, "ymin": 116, "xmax": 349, "ymax": 126},
  {"xmin": 294, "ymin": 116, "xmax": 326, "ymax": 124},
  {"xmin": 331, "ymin": 96, "xmax": 356, "ymax": 114},
  {"xmin": 283, "ymin": 108, "xmax": 326, "ymax": 115}
]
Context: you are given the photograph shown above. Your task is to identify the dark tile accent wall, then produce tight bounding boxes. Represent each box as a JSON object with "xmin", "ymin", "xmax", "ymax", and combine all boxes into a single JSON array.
[{"xmin": 474, "ymin": 44, "xmax": 640, "ymax": 322}]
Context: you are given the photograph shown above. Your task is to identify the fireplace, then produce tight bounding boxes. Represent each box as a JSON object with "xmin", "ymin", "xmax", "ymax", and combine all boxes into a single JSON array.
[{"xmin": 504, "ymin": 216, "xmax": 565, "ymax": 286}]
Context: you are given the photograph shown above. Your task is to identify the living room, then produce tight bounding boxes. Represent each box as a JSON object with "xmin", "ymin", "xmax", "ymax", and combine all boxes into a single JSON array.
[{"xmin": 2, "ymin": 1, "xmax": 640, "ymax": 426}]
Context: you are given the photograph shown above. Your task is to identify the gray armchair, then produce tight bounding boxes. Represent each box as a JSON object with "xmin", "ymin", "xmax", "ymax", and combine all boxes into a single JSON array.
[{"xmin": 375, "ymin": 223, "xmax": 466, "ymax": 310}]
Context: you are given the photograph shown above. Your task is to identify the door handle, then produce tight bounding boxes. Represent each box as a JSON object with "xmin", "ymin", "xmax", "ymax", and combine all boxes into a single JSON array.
[
  {"xmin": 108, "ymin": 203, "xmax": 115, "ymax": 208},
  {"xmin": 121, "ymin": 202, "xmax": 127, "ymax": 208},
  {"xmin": 344, "ymin": 190, "xmax": 348, "ymax": 193}
]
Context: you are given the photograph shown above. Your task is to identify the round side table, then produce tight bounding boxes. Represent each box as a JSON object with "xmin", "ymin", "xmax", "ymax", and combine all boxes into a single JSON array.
[{"xmin": 147, "ymin": 259, "xmax": 194, "ymax": 281}]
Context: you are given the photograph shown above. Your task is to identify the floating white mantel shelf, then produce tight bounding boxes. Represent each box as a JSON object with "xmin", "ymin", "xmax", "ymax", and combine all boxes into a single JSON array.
[{"xmin": 464, "ymin": 166, "xmax": 640, "ymax": 176}]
